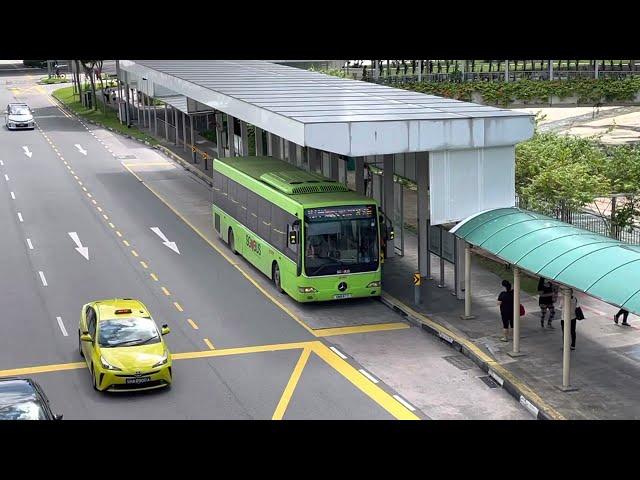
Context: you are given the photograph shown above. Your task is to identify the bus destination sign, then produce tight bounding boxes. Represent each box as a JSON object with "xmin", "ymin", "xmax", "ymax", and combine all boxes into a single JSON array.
[{"xmin": 306, "ymin": 205, "xmax": 375, "ymax": 221}]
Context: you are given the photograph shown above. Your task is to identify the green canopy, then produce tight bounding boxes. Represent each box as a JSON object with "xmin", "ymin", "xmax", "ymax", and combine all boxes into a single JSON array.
[{"xmin": 452, "ymin": 208, "xmax": 640, "ymax": 314}]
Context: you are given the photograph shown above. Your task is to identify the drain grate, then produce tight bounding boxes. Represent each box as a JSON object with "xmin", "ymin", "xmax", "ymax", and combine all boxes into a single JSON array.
[
  {"xmin": 479, "ymin": 375, "xmax": 500, "ymax": 388},
  {"xmin": 443, "ymin": 355, "xmax": 475, "ymax": 371}
]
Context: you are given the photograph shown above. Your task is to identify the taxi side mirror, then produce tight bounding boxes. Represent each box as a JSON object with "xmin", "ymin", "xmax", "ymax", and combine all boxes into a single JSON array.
[
  {"xmin": 161, "ymin": 325, "xmax": 170, "ymax": 335},
  {"xmin": 80, "ymin": 333, "xmax": 92, "ymax": 342}
]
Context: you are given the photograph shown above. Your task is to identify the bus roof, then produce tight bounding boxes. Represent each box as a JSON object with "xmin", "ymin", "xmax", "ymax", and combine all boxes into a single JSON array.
[{"xmin": 214, "ymin": 156, "xmax": 377, "ymax": 209}]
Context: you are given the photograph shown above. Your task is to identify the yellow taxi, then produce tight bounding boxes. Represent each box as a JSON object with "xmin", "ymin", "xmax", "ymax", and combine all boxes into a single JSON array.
[{"xmin": 78, "ymin": 298, "xmax": 172, "ymax": 392}]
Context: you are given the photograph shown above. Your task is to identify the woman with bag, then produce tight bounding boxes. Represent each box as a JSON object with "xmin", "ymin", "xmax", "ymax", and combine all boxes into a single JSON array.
[{"xmin": 497, "ymin": 280, "xmax": 515, "ymax": 342}]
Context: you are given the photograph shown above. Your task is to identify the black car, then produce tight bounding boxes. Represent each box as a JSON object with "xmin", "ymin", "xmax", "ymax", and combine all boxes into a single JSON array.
[{"xmin": 0, "ymin": 377, "xmax": 62, "ymax": 420}]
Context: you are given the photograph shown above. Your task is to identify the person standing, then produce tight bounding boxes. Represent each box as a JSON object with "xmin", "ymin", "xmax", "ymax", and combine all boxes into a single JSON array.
[
  {"xmin": 363, "ymin": 163, "xmax": 372, "ymax": 197},
  {"xmin": 614, "ymin": 308, "xmax": 631, "ymax": 326},
  {"xmin": 497, "ymin": 280, "xmax": 515, "ymax": 342},
  {"xmin": 561, "ymin": 293, "xmax": 579, "ymax": 351},
  {"xmin": 538, "ymin": 277, "xmax": 556, "ymax": 328}
]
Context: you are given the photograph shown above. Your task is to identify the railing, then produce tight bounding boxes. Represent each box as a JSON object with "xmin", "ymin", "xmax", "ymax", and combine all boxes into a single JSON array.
[{"xmin": 515, "ymin": 196, "xmax": 640, "ymax": 244}]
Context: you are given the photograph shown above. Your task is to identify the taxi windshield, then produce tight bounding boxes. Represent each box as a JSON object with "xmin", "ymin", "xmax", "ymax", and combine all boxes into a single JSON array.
[{"xmin": 98, "ymin": 317, "xmax": 160, "ymax": 347}]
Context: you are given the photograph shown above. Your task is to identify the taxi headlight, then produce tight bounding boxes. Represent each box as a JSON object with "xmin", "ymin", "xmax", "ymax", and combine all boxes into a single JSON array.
[
  {"xmin": 100, "ymin": 355, "xmax": 122, "ymax": 371},
  {"xmin": 153, "ymin": 351, "xmax": 169, "ymax": 368},
  {"xmin": 367, "ymin": 281, "xmax": 381, "ymax": 288}
]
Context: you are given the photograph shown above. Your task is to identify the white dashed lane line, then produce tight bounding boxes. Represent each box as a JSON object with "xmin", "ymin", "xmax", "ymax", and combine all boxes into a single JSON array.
[
  {"xmin": 10, "ymin": 192, "xmax": 15, "ymax": 200},
  {"xmin": 4, "ymin": 174, "xmax": 8, "ymax": 181},
  {"xmin": 38, "ymin": 271, "xmax": 48, "ymax": 287},
  {"xmin": 26, "ymin": 238, "xmax": 33, "ymax": 250},
  {"xmin": 56, "ymin": 316, "xmax": 68, "ymax": 336},
  {"xmin": 17, "ymin": 212, "xmax": 23, "ymax": 222},
  {"xmin": 329, "ymin": 346, "xmax": 348, "ymax": 359},
  {"xmin": 393, "ymin": 394, "xmax": 417, "ymax": 412},
  {"xmin": 359, "ymin": 369, "xmax": 380, "ymax": 384}
]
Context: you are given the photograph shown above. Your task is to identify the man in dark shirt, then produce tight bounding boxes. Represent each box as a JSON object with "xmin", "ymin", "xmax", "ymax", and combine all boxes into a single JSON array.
[
  {"xmin": 497, "ymin": 280, "xmax": 515, "ymax": 342},
  {"xmin": 538, "ymin": 277, "xmax": 556, "ymax": 328}
]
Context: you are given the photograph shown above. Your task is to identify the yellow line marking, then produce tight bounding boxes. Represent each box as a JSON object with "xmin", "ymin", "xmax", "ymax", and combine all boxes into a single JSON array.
[
  {"xmin": 150, "ymin": 273, "xmax": 159, "ymax": 281},
  {"xmin": 108, "ymin": 222, "xmax": 115, "ymax": 229},
  {"xmin": 380, "ymin": 292, "xmax": 564, "ymax": 420},
  {"xmin": 314, "ymin": 322, "xmax": 410, "ymax": 337},
  {"xmin": 123, "ymin": 240, "xmax": 130, "ymax": 247},
  {"xmin": 161, "ymin": 287, "xmax": 171, "ymax": 296},
  {"xmin": 272, "ymin": 347, "xmax": 311, "ymax": 420},
  {"xmin": 171, "ymin": 342, "xmax": 312, "ymax": 361},
  {"xmin": 187, "ymin": 319, "xmax": 199, "ymax": 330},
  {"xmin": 203, "ymin": 338, "xmax": 216, "ymax": 350},
  {"xmin": 131, "ymin": 250, "xmax": 139, "ymax": 257},
  {"xmin": 311, "ymin": 341, "xmax": 419, "ymax": 420},
  {"xmin": 140, "ymin": 261, "xmax": 148, "ymax": 269},
  {"xmin": 0, "ymin": 361, "xmax": 86, "ymax": 377},
  {"xmin": 173, "ymin": 302, "xmax": 183, "ymax": 312},
  {"xmin": 97, "ymin": 206, "xmax": 103, "ymax": 212},
  {"xmin": 122, "ymin": 163, "xmax": 316, "ymax": 336}
]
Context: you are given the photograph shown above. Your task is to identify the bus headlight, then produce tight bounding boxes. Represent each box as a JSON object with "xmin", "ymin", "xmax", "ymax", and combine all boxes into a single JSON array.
[
  {"xmin": 298, "ymin": 286, "xmax": 318, "ymax": 294},
  {"xmin": 367, "ymin": 281, "xmax": 381, "ymax": 288}
]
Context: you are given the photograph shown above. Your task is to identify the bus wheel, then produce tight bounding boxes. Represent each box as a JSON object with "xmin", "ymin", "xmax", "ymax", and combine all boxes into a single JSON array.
[
  {"xmin": 228, "ymin": 228, "xmax": 237, "ymax": 255},
  {"xmin": 272, "ymin": 262, "xmax": 284, "ymax": 293}
]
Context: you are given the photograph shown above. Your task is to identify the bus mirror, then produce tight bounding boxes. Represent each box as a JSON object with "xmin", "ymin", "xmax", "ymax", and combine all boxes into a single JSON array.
[
  {"xmin": 389, "ymin": 228, "xmax": 395, "ymax": 240},
  {"xmin": 289, "ymin": 231, "xmax": 298, "ymax": 245}
]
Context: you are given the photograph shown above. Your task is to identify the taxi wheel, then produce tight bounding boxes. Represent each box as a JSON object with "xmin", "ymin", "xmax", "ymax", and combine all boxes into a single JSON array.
[{"xmin": 78, "ymin": 331, "xmax": 84, "ymax": 358}]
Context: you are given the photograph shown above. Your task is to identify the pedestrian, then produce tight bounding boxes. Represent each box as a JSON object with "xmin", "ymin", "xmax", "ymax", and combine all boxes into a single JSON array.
[
  {"xmin": 363, "ymin": 163, "xmax": 372, "ymax": 197},
  {"xmin": 614, "ymin": 308, "xmax": 631, "ymax": 326},
  {"xmin": 497, "ymin": 280, "xmax": 514, "ymax": 342},
  {"xmin": 561, "ymin": 293, "xmax": 580, "ymax": 351},
  {"xmin": 538, "ymin": 277, "xmax": 556, "ymax": 328}
]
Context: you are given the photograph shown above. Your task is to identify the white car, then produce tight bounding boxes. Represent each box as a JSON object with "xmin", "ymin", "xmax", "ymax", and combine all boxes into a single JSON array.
[{"xmin": 5, "ymin": 103, "xmax": 35, "ymax": 130}]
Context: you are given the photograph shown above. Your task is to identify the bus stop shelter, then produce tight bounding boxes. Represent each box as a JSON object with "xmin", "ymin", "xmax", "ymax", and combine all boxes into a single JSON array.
[{"xmin": 451, "ymin": 207, "xmax": 640, "ymax": 390}]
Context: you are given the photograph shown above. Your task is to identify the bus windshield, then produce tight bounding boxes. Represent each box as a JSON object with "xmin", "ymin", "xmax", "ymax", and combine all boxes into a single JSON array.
[{"xmin": 304, "ymin": 205, "xmax": 379, "ymax": 277}]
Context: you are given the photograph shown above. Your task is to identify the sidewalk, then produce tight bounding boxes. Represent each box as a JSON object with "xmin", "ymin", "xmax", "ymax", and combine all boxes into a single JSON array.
[{"xmin": 383, "ymin": 231, "xmax": 640, "ymax": 420}]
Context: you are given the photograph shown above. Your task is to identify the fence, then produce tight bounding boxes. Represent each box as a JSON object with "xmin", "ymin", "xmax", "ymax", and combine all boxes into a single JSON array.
[{"xmin": 515, "ymin": 196, "xmax": 640, "ymax": 245}]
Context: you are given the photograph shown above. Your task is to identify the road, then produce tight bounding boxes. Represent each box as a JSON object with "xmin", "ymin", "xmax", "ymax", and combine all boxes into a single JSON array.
[{"xmin": 0, "ymin": 66, "xmax": 529, "ymax": 420}]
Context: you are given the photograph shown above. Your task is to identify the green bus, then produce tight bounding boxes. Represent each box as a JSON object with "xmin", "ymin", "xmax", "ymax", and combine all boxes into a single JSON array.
[{"xmin": 212, "ymin": 156, "xmax": 391, "ymax": 302}]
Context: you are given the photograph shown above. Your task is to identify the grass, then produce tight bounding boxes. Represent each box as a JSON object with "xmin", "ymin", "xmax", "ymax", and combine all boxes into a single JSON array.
[
  {"xmin": 39, "ymin": 77, "xmax": 71, "ymax": 85},
  {"xmin": 52, "ymin": 86, "xmax": 158, "ymax": 145}
]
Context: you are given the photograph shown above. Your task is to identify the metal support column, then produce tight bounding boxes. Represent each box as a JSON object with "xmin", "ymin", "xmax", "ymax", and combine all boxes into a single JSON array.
[
  {"xmin": 164, "ymin": 104, "xmax": 169, "ymax": 141},
  {"xmin": 226, "ymin": 114, "xmax": 236, "ymax": 157},
  {"xmin": 595, "ymin": 60, "xmax": 599, "ymax": 79},
  {"xmin": 383, "ymin": 154, "xmax": 395, "ymax": 259},
  {"xmin": 288, "ymin": 141, "xmax": 297, "ymax": 166},
  {"xmin": 182, "ymin": 112, "xmax": 187, "ymax": 152},
  {"xmin": 355, "ymin": 157, "xmax": 365, "ymax": 194},
  {"xmin": 505, "ymin": 59, "xmax": 509, "ymax": 82},
  {"xmin": 124, "ymin": 83, "xmax": 131, "ymax": 126},
  {"xmin": 190, "ymin": 116, "xmax": 196, "ymax": 163},
  {"xmin": 308, "ymin": 147, "xmax": 320, "ymax": 173},
  {"xmin": 173, "ymin": 108, "xmax": 179, "ymax": 146},
  {"xmin": 461, "ymin": 244, "xmax": 474, "ymax": 319},
  {"xmin": 329, "ymin": 153, "xmax": 340, "ymax": 181},
  {"xmin": 560, "ymin": 288, "xmax": 576, "ymax": 391},
  {"xmin": 509, "ymin": 267, "xmax": 524, "ymax": 357},
  {"xmin": 255, "ymin": 127, "xmax": 264, "ymax": 155},
  {"xmin": 215, "ymin": 112, "xmax": 225, "ymax": 158},
  {"xmin": 416, "ymin": 153, "xmax": 430, "ymax": 278},
  {"xmin": 153, "ymin": 99, "xmax": 158, "ymax": 136},
  {"xmin": 338, "ymin": 156, "xmax": 347, "ymax": 185},
  {"xmin": 240, "ymin": 121, "xmax": 249, "ymax": 156},
  {"xmin": 270, "ymin": 133, "xmax": 280, "ymax": 159},
  {"xmin": 549, "ymin": 59, "xmax": 554, "ymax": 80}
]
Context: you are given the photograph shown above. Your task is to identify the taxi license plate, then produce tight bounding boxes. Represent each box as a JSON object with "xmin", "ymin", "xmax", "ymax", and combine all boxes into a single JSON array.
[
  {"xmin": 126, "ymin": 377, "xmax": 151, "ymax": 384},
  {"xmin": 334, "ymin": 293, "xmax": 352, "ymax": 299}
]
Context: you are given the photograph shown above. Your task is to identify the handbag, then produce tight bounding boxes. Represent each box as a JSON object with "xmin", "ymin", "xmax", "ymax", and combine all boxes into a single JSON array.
[
  {"xmin": 520, "ymin": 304, "xmax": 525, "ymax": 316},
  {"xmin": 575, "ymin": 306, "xmax": 585, "ymax": 320}
]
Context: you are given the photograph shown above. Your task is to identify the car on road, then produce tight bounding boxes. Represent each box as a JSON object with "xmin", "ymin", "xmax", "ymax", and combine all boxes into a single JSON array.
[
  {"xmin": 0, "ymin": 377, "xmax": 63, "ymax": 420},
  {"xmin": 5, "ymin": 103, "xmax": 35, "ymax": 130},
  {"xmin": 79, "ymin": 298, "xmax": 172, "ymax": 392}
]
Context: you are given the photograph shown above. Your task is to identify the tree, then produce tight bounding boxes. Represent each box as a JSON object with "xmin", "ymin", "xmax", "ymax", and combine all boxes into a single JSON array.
[{"xmin": 80, "ymin": 59, "xmax": 98, "ymax": 110}]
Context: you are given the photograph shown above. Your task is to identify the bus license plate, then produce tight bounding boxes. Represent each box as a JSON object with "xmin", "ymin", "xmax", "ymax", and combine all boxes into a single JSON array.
[
  {"xmin": 334, "ymin": 294, "xmax": 352, "ymax": 299},
  {"xmin": 126, "ymin": 377, "xmax": 150, "ymax": 384}
]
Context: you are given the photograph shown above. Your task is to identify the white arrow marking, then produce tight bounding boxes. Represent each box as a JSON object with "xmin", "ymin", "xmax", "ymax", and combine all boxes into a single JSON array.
[
  {"xmin": 74, "ymin": 144, "xmax": 87, "ymax": 155},
  {"xmin": 22, "ymin": 146, "xmax": 32, "ymax": 158},
  {"xmin": 150, "ymin": 227, "xmax": 180, "ymax": 254},
  {"xmin": 68, "ymin": 232, "xmax": 89, "ymax": 260}
]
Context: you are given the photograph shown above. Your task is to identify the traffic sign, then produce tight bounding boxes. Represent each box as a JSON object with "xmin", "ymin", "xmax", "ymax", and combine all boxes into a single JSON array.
[{"xmin": 413, "ymin": 272, "xmax": 421, "ymax": 286}]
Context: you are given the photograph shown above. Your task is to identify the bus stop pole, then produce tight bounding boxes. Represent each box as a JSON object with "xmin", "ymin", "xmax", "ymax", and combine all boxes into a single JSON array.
[
  {"xmin": 512, "ymin": 267, "xmax": 522, "ymax": 355},
  {"xmin": 561, "ymin": 287, "xmax": 575, "ymax": 390},
  {"xmin": 461, "ymin": 243, "xmax": 474, "ymax": 319}
]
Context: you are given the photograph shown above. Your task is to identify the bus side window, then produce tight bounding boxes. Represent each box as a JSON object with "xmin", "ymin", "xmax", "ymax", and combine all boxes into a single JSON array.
[
  {"xmin": 236, "ymin": 184, "xmax": 247, "ymax": 225},
  {"xmin": 247, "ymin": 192, "xmax": 258, "ymax": 233},
  {"xmin": 258, "ymin": 198, "xmax": 271, "ymax": 241}
]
